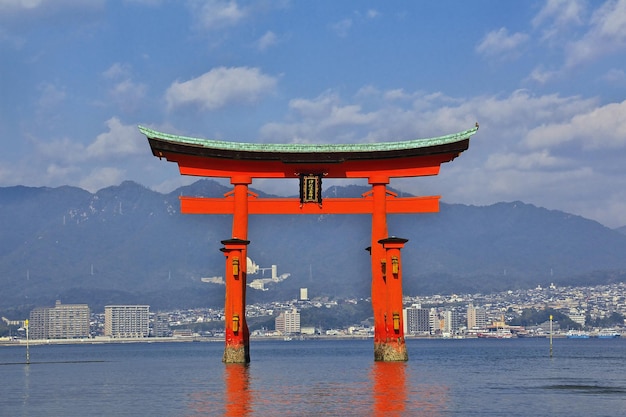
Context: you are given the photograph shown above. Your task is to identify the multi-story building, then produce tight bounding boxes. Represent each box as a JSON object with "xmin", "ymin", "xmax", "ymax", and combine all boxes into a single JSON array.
[
  {"xmin": 105, "ymin": 305, "xmax": 150, "ymax": 338},
  {"xmin": 467, "ymin": 304, "xmax": 487, "ymax": 329},
  {"xmin": 567, "ymin": 308, "xmax": 586, "ymax": 326},
  {"xmin": 404, "ymin": 304, "xmax": 431, "ymax": 334},
  {"xmin": 153, "ymin": 313, "xmax": 171, "ymax": 337},
  {"xmin": 429, "ymin": 308, "xmax": 442, "ymax": 333},
  {"xmin": 29, "ymin": 300, "xmax": 90, "ymax": 340},
  {"xmin": 443, "ymin": 310, "xmax": 460, "ymax": 335},
  {"xmin": 275, "ymin": 308, "xmax": 300, "ymax": 334}
]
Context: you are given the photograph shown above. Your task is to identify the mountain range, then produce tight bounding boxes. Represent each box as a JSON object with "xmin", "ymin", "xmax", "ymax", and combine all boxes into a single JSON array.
[{"xmin": 1, "ymin": 180, "xmax": 626, "ymax": 313}]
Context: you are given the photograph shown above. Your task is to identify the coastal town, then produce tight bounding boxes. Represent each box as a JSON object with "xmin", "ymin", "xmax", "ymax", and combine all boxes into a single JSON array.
[{"xmin": 2, "ymin": 281, "xmax": 625, "ymax": 344}]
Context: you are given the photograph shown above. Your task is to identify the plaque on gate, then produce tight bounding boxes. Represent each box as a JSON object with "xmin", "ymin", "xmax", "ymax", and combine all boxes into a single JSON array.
[{"xmin": 300, "ymin": 174, "xmax": 322, "ymax": 204}]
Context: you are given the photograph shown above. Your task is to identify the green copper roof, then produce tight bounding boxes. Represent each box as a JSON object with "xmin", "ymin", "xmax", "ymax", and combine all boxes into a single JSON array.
[{"xmin": 138, "ymin": 125, "xmax": 478, "ymax": 154}]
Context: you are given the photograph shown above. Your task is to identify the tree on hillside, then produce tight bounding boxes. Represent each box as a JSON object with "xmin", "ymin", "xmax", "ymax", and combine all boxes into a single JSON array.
[{"xmin": 585, "ymin": 312, "xmax": 624, "ymax": 328}]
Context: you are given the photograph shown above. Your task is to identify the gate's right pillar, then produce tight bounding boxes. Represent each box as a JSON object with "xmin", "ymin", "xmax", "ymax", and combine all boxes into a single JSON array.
[
  {"xmin": 370, "ymin": 179, "xmax": 408, "ymax": 361},
  {"xmin": 378, "ymin": 236, "xmax": 409, "ymax": 361}
]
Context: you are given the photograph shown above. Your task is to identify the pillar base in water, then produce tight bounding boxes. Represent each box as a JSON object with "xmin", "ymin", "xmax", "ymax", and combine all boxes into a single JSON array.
[
  {"xmin": 374, "ymin": 341, "xmax": 408, "ymax": 362},
  {"xmin": 223, "ymin": 345, "xmax": 250, "ymax": 364}
]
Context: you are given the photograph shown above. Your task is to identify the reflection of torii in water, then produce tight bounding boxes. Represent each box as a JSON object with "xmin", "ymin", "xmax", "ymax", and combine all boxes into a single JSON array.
[{"xmin": 247, "ymin": 258, "xmax": 291, "ymax": 291}]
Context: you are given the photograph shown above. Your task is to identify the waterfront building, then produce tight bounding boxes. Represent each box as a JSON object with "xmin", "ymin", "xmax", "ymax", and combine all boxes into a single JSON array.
[
  {"xmin": 443, "ymin": 310, "xmax": 460, "ymax": 334},
  {"xmin": 404, "ymin": 304, "xmax": 431, "ymax": 334},
  {"xmin": 467, "ymin": 304, "xmax": 487, "ymax": 329},
  {"xmin": 28, "ymin": 300, "xmax": 90, "ymax": 340},
  {"xmin": 105, "ymin": 305, "xmax": 150, "ymax": 338},
  {"xmin": 429, "ymin": 308, "xmax": 441, "ymax": 333},
  {"xmin": 275, "ymin": 308, "xmax": 300, "ymax": 334},
  {"xmin": 153, "ymin": 313, "xmax": 171, "ymax": 337}
]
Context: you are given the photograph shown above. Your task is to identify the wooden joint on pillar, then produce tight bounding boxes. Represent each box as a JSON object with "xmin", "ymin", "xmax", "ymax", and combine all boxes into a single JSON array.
[
  {"xmin": 230, "ymin": 176, "xmax": 252, "ymax": 185},
  {"xmin": 367, "ymin": 175, "xmax": 390, "ymax": 185},
  {"xmin": 224, "ymin": 189, "xmax": 258, "ymax": 199}
]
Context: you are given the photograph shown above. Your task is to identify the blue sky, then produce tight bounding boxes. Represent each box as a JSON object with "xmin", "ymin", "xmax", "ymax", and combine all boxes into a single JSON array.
[{"xmin": 1, "ymin": 1, "xmax": 626, "ymax": 228}]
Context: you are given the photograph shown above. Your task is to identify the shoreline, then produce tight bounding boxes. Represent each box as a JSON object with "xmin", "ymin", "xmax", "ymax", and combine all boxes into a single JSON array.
[{"xmin": 0, "ymin": 333, "xmax": 578, "ymax": 347}]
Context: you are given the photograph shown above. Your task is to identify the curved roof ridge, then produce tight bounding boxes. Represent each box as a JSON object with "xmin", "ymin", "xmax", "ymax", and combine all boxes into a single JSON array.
[{"xmin": 138, "ymin": 125, "xmax": 478, "ymax": 154}]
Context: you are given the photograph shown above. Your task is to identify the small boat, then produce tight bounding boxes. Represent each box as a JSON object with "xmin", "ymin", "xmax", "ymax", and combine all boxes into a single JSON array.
[
  {"xmin": 516, "ymin": 331, "xmax": 547, "ymax": 338},
  {"xmin": 566, "ymin": 330, "xmax": 590, "ymax": 339},
  {"xmin": 477, "ymin": 328, "xmax": 513, "ymax": 339},
  {"xmin": 597, "ymin": 329, "xmax": 621, "ymax": 339}
]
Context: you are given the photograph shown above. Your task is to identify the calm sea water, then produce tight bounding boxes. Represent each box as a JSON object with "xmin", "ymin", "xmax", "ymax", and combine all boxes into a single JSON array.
[{"xmin": 1, "ymin": 338, "xmax": 626, "ymax": 416}]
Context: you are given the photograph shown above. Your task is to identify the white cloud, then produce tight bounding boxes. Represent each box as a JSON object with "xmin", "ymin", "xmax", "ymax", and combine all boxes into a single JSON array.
[
  {"xmin": 0, "ymin": 0, "xmax": 104, "ymax": 16},
  {"xmin": 102, "ymin": 63, "xmax": 147, "ymax": 113},
  {"xmin": 4, "ymin": 118, "xmax": 145, "ymax": 191},
  {"xmin": 33, "ymin": 118, "xmax": 144, "ymax": 165},
  {"xmin": 330, "ymin": 18, "xmax": 352, "ymax": 37},
  {"xmin": 485, "ymin": 150, "xmax": 569, "ymax": 171},
  {"xmin": 254, "ymin": 87, "xmax": 626, "ymax": 229},
  {"xmin": 476, "ymin": 27, "xmax": 529, "ymax": 59},
  {"xmin": 165, "ymin": 66, "xmax": 277, "ymax": 111},
  {"xmin": 256, "ymin": 31, "xmax": 278, "ymax": 51},
  {"xmin": 532, "ymin": 0, "xmax": 586, "ymax": 36},
  {"xmin": 0, "ymin": 0, "xmax": 45, "ymax": 12},
  {"xmin": 366, "ymin": 9, "xmax": 380, "ymax": 19},
  {"xmin": 37, "ymin": 82, "xmax": 66, "ymax": 110},
  {"xmin": 525, "ymin": 100, "xmax": 626, "ymax": 150},
  {"xmin": 526, "ymin": 66, "xmax": 560, "ymax": 84},
  {"xmin": 86, "ymin": 117, "xmax": 146, "ymax": 159},
  {"xmin": 602, "ymin": 68, "xmax": 626, "ymax": 84},
  {"xmin": 103, "ymin": 63, "xmax": 130, "ymax": 79},
  {"xmin": 188, "ymin": 0, "xmax": 248, "ymax": 30},
  {"xmin": 565, "ymin": 0, "xmax": 626, "ymax": 67},
  {"xmin": 79, "ymin": 167, "xmax": 126, "ymax": 193},
  {"xmin": 35, "ymin": 136, "xmax": 85, "ymax": 164}
]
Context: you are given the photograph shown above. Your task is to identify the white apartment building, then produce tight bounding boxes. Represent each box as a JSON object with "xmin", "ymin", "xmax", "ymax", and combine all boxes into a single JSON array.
[
  {"xmin": 105, "ymin": 305, "xmax": 150, "ymax": 338},
  {"xmin": 29, "ymin": 300, "xmax": 90, "ymax": 340},
  {"xmin": 275, "ymin": 308, "xmax": 300, "ymax": 334},
  {"xmin": 404, "ymin": 304, "xmax": 431, "ymax": 334}
]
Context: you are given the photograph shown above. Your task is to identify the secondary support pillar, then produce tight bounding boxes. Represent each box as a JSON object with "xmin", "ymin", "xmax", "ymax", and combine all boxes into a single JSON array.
[
  {"xmin": 378, "ymin": 236, "xmax": 409, "ymax": 361},
  {"xmin": 221, "ymin": 238, "xmax": 251, "ymax": 363}
]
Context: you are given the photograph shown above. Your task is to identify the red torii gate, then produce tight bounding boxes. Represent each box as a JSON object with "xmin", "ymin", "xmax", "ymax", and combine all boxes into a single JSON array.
[{"xmin": 140, "ymin": 125, "xmax": 477, "ymax": 362}]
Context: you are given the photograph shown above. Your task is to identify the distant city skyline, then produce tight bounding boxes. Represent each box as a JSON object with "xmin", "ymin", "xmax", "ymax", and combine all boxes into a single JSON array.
[
  {"xmin": 9, "ymin": 281, "xmax": 625, "ymax": 342},
  {"xmin": 2, "ymin": 2, "xmax": 626, "ymax": 227}
]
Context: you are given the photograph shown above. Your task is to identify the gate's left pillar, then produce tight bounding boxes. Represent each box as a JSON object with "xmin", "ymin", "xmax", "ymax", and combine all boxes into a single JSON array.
[{"xmin": 221, "ymin": 238, "xmax": 251, "ymax": 363}]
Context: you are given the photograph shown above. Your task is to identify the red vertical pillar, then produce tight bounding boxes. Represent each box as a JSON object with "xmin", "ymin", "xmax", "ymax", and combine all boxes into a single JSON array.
[
  {"xmin": 231, "ymin": 178, "xmax": 250, "ymax": 241},
  {"xmin": 222, "ymin": 175, "xmax": 252, "ymax": 364},
  {"xmin": 369, "ymin": 178, "xmax": 390, "ymax": 361},
  {"xmin": 378, "ymin": 236, "xmax": 409, "ymax": 361}
]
